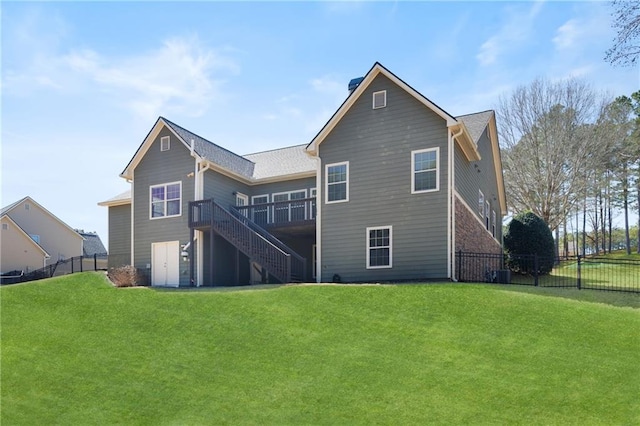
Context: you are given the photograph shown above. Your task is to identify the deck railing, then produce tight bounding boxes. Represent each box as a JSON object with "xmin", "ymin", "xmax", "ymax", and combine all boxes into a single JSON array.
[
  {"xmin": 233, "ymin": 197, "xmax": 316, "ymax": 228},
  {"xmin": 189, "ymin": 199, "xmax": 306, "ymax": 282}
]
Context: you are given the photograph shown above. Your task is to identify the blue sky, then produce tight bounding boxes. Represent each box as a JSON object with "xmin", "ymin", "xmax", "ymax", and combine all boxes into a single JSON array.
[{"xmin": 2, "ymin": 1, "xmax": 638, "ymax": 247}]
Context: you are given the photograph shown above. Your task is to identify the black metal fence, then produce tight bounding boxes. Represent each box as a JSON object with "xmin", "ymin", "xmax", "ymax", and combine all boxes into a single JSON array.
[
  {"xmin": 456, "ymin": 251, "xmax": 640, "ymax": 293},
  {"xmin": 1, "ymin": 253, "xmax": 108, "ymax": 285}
]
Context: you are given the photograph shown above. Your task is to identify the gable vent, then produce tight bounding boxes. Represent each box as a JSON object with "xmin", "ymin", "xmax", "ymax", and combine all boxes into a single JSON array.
[{"xmin": 373, "ymin": 90, "xmax": 387, "ymax": 109}]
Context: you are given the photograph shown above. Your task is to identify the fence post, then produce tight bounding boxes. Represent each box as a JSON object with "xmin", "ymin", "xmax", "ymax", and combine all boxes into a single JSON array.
[
  {"xmin": 94, "ymin": 253, "xmax": 98, "ymax": 271},
  {"xmin": 80, "ymin": 256, "xmax": 83, "ymax": 272},
  {"xmin": 534, "ymin": 254, "xmax": 539, "ymax": 287},
  {"xmin": 71, "ymin": 258, "xmax": 74, "ymax": 274},
  {"xmin": 577, "ymin": 255, "xmax": 581, "ymax": 290},
  {"xmin": 457, "ymin": 250, "xmax": 462, "ymax": 281}
]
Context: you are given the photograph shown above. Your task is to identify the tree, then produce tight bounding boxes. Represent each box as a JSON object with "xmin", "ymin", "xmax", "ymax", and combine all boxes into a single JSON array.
[
  {"xmin": 497, "ymin": 78, "xmax": 602, "ymax": 233},
  {"xmin": 504, "ymin": 211, "xmax": 556, "ymax": 274},
  {"xmin": 605, "ymin": 0, "xmax": 640, "ymax": 67}
]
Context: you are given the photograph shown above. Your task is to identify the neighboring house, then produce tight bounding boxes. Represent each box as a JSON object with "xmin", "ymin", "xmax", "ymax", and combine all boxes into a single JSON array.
[
  {"xmin": 76, "ymin": 230, "xmax": 107, "ymax": 256},
  {"xmin": 1, "ymin": 196, "xmax": 84, "ymax": 273},
  {"xmin": 100, "ymin": 62, "xmax": 506, "ymax": 287}
]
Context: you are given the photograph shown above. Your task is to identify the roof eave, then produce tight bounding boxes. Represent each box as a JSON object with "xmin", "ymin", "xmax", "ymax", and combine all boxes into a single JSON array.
[{"xmin": 450, "ymin": 123, "xmax": 481, "ymax": 162}]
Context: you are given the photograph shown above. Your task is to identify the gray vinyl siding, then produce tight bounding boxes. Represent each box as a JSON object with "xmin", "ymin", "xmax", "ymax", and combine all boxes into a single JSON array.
[
  {"xmin": 202, "ymin": 169, "xmax": 250, "ymax": 209},
  {"xmin": 107, "ymin": 204, "xmax": 131, "ymax": 268},
  {"xmin": 454, "ymin": 127, "xmax": 503, "ymax": 243},
  {"xmin": 252, "ymin": 177, "xmax": 316, "ymax": 200},
  {"xmin": 133, "ymin": 128, "xmax": 194, "ymax": 286},
  {"xmin": 319, "ymin": 73, "xmax": 450, "ymax": 282}
]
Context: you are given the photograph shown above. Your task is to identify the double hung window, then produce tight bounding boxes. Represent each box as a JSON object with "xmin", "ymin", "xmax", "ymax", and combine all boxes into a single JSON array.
[
  {"xmin": 366, "ymin": 226, "xmax": 392, "ymax": 269},
  {"xmin": 412, "ymin": 148, "xmax": 439, "ymax": 193},
  {"xmin": 150, "ymin": 182, "xmax": 181, "ymax": 219},
  {"xmin": 326, "ymin": 162, "xmax": 349, "ymax": 203}
]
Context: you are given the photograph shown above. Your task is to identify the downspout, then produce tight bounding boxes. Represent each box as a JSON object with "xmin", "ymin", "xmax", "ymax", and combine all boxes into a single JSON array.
[
  {"xmin": 449, "ymin": 126, "xmax": 464, "ymax": 281},
  {"xmin": 315, "ymin": 156, "xmax": 322, "ymax": 283},
  {"xmin": 128, "ymin": 176, "xmax": 134, "ymax": 267}
]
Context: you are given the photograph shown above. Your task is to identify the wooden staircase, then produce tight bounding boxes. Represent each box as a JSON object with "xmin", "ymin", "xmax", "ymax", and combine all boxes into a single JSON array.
[{"xmin": 189, "ymin": 199, "xmax": 306, "ymax": 283}]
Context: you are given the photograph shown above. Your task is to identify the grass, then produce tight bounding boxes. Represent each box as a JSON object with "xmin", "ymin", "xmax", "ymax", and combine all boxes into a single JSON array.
[{"xmin": 2, "ymin": 273, "xmax": 639, "ymax": 425}]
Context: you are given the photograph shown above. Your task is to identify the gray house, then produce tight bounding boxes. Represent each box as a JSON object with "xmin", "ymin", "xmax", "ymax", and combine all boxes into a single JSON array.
[{"xmin": 100, "ymin": 63, "xmax": 506, "ymax": 286}]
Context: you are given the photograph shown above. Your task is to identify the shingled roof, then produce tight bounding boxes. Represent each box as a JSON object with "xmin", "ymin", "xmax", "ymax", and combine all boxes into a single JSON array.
[
  {"xmin": 244, "ymin": 144, "xmax": 316, "ymax": 180},
  {"xmin": 456, "ymin": 110, "xmax": 494, "ymax": 145},
  {"xmin": 161, "ymin": 117, "xmax": 255, "ymax": 179}
]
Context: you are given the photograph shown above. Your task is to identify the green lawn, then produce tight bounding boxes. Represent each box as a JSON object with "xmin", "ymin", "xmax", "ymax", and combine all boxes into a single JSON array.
[{"xmin": 2, "ymin": 273, "xmax": 639, "ymax": 425}]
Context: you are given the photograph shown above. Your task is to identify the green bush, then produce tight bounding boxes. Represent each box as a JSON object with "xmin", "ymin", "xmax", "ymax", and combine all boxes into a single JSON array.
[{"xmin": 504, "ymin": 211, "xmax": 555, "ymax": 274}]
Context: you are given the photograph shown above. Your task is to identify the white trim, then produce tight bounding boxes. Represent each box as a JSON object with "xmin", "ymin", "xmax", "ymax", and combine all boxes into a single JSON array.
[
  {"xmin": 366, "ymin": 226, "xmax": 393, "ymax": 269},
  {"xmin": 235, "ymin": 192, "xmax": 249, "ymax": 206},
  {"xmin": 315, "ymin": 160, "xmax": 322, "ymax": 283},
  {"xmin": 372, "ymin": 90, "xmax": 387, "ymax": 109},
  {"xmin": 485, "ymin": 200, "xmax": 490, "ymax": 230},
  {"xmin": 492, "ymin": 210, "xmax": 497, "ymax": 238},
  {"xmin": 411, "ymin": 147, "xmax": 440, "ymax": 194},
  {"xmin": 478, "ymin": 190, "xmax": 485, "ymax": 217},
  {"xmin": 160, "ymin": 136, "xmax": 170, "ymax": 152},
  {"xmin": 130, "ymin": 178, "xmax": 135, "ymax": 266},
  {"xmin": 325, "ymin": 161, "xmax": 349, "ymax": 204},
  {"xmin": 149, "ymin": 181, "xmax": 182, "ymax": 220}
]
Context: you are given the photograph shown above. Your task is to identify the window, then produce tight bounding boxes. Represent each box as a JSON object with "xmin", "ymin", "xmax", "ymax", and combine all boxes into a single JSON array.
[
  {"xmin": 326, "ymin": 162, "xmax": 349, "ymax": 203},
  {"xmin": 412, "ymin": 148, "xmax": 439, "ymax": 193},
  {"xmin": 2, "ymin": 223, "xmax": 7, "ymax": 230},
  {"xmin": 310, "ymin": 188, "xmax": 317, "ymax": 219},
  {"xmin": 367, "ymin": 226, "xmax": 392, "ymax": 269},
  {"xmin": 150, "ymin": 182, "xmax": 182, "ymax": 219},
  {"xmin": 478, "ymin": 190, "xmax": 485, "ymax": 216},
  {"xmin": 492, "ymin": 210, "xmax": 497, "ymax": 237},
  {"xmin": 273, "ymin": 190, "xmax": 307, "ymax": 223},
  {"xmin": 160, "ymin": 136, "xmax": 170, "ymax": 151},
  {"xmin": 25, "ymin": 203, "xmax": 30, "ymax": 211},
  {"xmin": 373, "ymin": 90, "xmax": 387, "ymax": 109},
  {"xmin": 251, "ymin": 194, "xmax": 269, "ymax": 226},
  {"xmin": 485, "ymin": 201, "xmax": 490, "ymax": 230}
]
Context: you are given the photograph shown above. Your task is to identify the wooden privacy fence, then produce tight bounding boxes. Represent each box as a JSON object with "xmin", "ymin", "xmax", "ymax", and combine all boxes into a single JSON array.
[
  {"xmin": 455, "ymin": 251, "xmax": 640, "ymax": 293},
  {"xmin": 0, "ymin": 253, "xmax": 108, "ymax": 285}
]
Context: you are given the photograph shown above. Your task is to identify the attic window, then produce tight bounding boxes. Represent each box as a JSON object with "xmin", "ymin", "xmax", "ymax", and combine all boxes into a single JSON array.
[
  {"xmin": 2, "ymin": 224, "xmax": 7, "ymax": 230},
  {"xmin": 160, "ymin": 136, "xmax": 170, "ymax": 152},
  {"xmin": 373, "ymin": 90, "xmax": 387, "ymax": 109},
  {"xmin": 25, "ymin": 203, "xmax": 30, "ymax": 211}
]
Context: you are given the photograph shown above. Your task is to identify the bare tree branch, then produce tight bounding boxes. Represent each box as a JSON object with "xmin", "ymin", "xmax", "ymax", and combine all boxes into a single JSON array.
[{"xmin": 605, "ymin": 0, "xmax": 640, "ymax": 67}]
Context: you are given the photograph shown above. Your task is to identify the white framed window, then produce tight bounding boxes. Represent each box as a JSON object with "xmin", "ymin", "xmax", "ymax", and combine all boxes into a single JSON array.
[
  {"xmin": 373, "ymin": 90, "xmax": 387, "ymax": 109},
  {"xmin": 150, "ymin": 181, "xmax": 182, "ymax": 219},
  {"xmin": 310, "ymin": 188, "xmax": 317, "ymax": 219},
  {"xmin": 485, "ymin": 200, "xmax": 490, "ymax": 230},
  {"xmin": 478, "ymin": 190, "xmax": 485, "ymax": 217},
  {"xmin": 251, "ymin": 194, "xmax": 269, "ymax": 226},
  {"xmin": 273, "ymin": 190, "xmax": 307, "ymax": 223},
  {"xmin": 411, "ymin": 148, "xmax": 439, "ymax": 193},
  {"xmin": 25, "ymin": 203, "xmax": 30, "ymax": 211},
  {"xmin": 2, "ymin": 223, "xmax": 7, "ymax": 230},
  {"xmin": 326, "ymin": 162, "xmax": 349, "ymax": 204},
  {"xmin": 235, "ymin": 192, "xmax": 249, "ymax": 206},
  {"xmin": 366, "ymin": 226, "xmax": 392, "ymax": 269},
  {"xmin": 160, "ymin": 136, "xmax": 170, "ymax": 151},
  {"xmin": 492, "ymin": 210, "xmax": 497, "ymax": 237}
]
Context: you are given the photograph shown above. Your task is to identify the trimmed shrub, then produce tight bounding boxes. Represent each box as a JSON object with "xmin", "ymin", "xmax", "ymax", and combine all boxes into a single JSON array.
[
  {"xmin": 504, "ymin": 211, "xmax": 555, "ymax": 274},
  {"xmin": 108, "ymin": 265, "xmax": 143, "ymax": 287}
]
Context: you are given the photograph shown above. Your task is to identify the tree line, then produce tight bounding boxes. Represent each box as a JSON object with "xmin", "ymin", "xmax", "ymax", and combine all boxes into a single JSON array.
[{"xmin": 497, "ymin": 82, "xmax": 639, "ymax": 257}]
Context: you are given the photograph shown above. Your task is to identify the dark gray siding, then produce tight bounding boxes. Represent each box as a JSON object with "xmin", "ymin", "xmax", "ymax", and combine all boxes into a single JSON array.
[
  {"xmin": 318, "ymin": 74, "xmax": 450, "ymax": 282},
  {"xmin": 133, "ymin": 127, "xmax": 195, "ymax": 286},
  {"xmin": 251, "ymin": 177, "xmax": 316, "ymax": 200},
  {"xmin": 454, "ymin": 127, "xmax": 503, "ymax": 243},
  {"xmin": 107, "ymin": 203, "xmax": 131, "ymax": 268},
  {"xmin": 203, "ymin": 169, "xmax": 251, "ymax": 209}
]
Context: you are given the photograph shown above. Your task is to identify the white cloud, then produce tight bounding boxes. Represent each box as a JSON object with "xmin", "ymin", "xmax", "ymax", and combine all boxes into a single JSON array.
[
  {"xmin": 476, "ymin": 1, "xmax": 545, "ymax": 67},
  {"xmin": 553, "ymin": 19, "xmax": 580, "ymax": 50}
]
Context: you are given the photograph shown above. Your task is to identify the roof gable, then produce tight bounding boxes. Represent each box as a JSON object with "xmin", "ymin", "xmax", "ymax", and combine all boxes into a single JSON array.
[
  {"xmin": 244, "ymin": 144, "xmax": 316, "ymax": 180},
  {"xmin": 306, "ymin": 62, "xmax": 458, "ymax": 154},
  {"xmin": 120, "ymin": 117, "xmax": 255, "ymax": 181},
  {"xmin": 1, "ymin": 215, "xmax": 50, "ymax": 258},
  {"xmin": 1, "ymin": 196, "xmax": 83, "ymax": 242}
]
